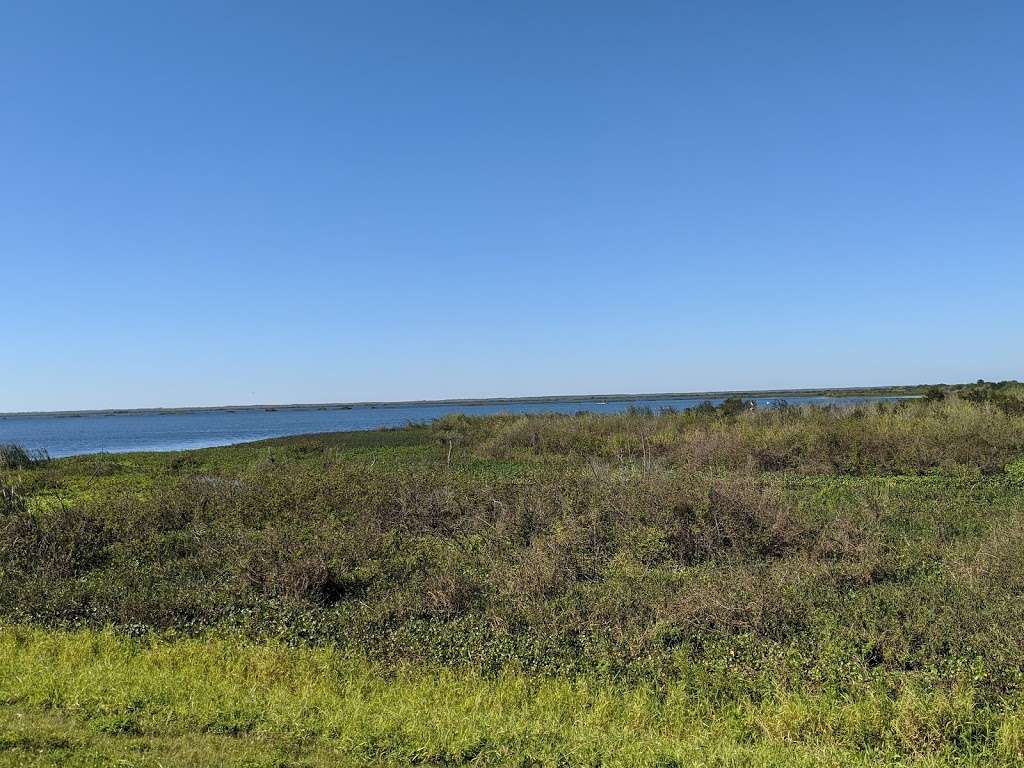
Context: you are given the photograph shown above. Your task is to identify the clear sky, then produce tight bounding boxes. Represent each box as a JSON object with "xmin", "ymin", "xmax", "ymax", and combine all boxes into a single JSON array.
[{"xmin": 3, "ymin": 1, "xmax": 1022, "ymax": 411}]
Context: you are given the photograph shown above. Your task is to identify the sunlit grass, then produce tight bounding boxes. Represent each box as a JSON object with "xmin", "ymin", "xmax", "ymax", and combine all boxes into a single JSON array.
[{"xmin": 1, "ymin": 627, "xmax": 1024, "ymax": 766}]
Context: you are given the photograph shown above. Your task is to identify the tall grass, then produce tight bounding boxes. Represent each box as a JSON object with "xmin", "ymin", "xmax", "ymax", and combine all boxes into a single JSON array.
[
  {"xmin": 473, "ymin": 396, "xmax": 1024, "ymax": 474},
  {"xmin": 0, "ymin": 443, "xmax": 48, "ymax": 470}
]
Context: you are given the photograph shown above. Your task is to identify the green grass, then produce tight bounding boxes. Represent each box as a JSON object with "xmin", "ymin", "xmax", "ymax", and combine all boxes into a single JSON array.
[{"xmin": 3, "ymin": 626, "xmax": 1024, "ymax": 767}]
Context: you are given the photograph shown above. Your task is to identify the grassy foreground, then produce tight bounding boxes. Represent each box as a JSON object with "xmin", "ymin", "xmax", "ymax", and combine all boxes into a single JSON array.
[
  {"xmin": 2, "ymin": 626, "xmax": 1024, "ymax": 767},
  {"xmin": 2, "ymin": 381, "xmax": 1024, "ymax": 765}
]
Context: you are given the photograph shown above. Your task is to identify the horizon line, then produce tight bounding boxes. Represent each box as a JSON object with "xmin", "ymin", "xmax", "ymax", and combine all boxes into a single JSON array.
[{"xmin": 0, "ymin": 382, "xmax": 934, "ymax": 419}]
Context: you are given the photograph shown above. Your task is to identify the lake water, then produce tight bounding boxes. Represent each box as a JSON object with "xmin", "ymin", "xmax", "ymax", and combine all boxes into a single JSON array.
[{"xmin": 0, "ymin": 396, "xmax": 908, "ymax": 458}]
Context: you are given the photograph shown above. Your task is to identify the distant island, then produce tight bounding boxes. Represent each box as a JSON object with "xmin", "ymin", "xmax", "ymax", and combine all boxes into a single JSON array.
[{"xmin": 0, "ymin": 383, "xmax": 933, "ymax": 418}]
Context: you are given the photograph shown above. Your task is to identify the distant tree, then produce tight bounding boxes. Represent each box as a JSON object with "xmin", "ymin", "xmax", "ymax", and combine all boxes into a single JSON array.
[
  {"xmin": 692, "ymin": 400, "xmax": 717, "ymax": 417},
  {"xmin": 924, "ymin": 386, "xmax": 946, "ymax": 402},
  {"xmin": 720, "ymin": 396, "xmax": 753, "ymax": 417}
]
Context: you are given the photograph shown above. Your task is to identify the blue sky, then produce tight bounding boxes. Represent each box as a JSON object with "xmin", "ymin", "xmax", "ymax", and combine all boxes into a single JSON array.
[{"xmin": 3, "ymin": 1, "xmax": 1022, "ymax": 411}]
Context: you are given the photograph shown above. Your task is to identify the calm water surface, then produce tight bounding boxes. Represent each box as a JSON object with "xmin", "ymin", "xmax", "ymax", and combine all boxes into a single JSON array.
[{"xmin": 1, "ymin": 396, "xmax": 907, "ymax": 458}]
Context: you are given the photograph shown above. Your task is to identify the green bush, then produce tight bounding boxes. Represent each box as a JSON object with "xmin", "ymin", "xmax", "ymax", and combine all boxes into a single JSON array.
[{"xmin": 0, "ymin": 443, "xmax": 48, "ymax": 470}]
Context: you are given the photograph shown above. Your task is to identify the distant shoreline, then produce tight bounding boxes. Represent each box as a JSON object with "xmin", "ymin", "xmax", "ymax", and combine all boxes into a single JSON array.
[{"xmin": 0, "ymin": 385, "xmax": 926, "ymax": 419}]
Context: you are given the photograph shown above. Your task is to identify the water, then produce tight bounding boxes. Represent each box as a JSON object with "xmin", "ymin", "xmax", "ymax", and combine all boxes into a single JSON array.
[{"xmin": 0, "ymin": 396, "xmax": 909, "ymax": 458}]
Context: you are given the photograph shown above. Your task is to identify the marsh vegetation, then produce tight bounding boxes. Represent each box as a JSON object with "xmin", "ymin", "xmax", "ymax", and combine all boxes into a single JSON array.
[{"xmin": 2, "ymin": 382, "xmax": 1024, "ymax": 765}]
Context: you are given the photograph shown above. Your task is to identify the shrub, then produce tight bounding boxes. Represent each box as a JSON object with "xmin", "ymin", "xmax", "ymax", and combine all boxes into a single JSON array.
[
  {"xmin": 0, "ymin": 444, "xmax": 48, "ymax": 470},
  {"xmin": 0, "ymin": 504, "xmax": 111, "ymax": 580}
]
